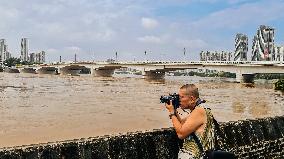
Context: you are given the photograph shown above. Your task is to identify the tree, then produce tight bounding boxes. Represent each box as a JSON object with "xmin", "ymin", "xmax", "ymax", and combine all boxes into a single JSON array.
[
  {"xmin": 4, "ymin": 57, "xmax": 21, "ymax": 67},
  {"xmin": 21, "ymin": 60, "xmax": 32, "ymax": 65}
]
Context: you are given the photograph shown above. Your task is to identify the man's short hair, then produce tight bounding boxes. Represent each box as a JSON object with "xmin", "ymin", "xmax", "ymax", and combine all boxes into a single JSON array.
[{"xmin": 180, "ymin": 84, "xmax": 199, "ymax": 98}]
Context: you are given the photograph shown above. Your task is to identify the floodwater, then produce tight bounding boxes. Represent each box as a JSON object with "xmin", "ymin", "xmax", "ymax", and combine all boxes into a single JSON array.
[{"xmin": 0, "ymin": 73, "xmax": 283, "ymax": 148}]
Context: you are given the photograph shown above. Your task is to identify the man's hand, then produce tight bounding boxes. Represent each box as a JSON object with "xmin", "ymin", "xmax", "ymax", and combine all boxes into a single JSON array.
[{"xmin": 165, "ymin": 100, "xmax": 175, "ymax": 113}]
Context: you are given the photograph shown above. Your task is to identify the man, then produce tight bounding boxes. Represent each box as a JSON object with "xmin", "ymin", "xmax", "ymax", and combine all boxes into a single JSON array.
[{"xmin": 166, "ymin": 84, "xmax": 215, "ymax": 159}]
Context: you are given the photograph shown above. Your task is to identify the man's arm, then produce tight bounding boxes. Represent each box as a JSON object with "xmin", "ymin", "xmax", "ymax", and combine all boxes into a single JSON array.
[
  {"xmin": 175, "ymin": 112, "xmax": 187, "ymax": 124},
  {"xmin": 171, "ymin": 107, "xmax": 205, "ymax": 139}
]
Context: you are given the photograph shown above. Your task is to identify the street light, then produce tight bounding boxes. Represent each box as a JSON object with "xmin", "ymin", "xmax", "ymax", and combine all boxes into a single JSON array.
[{"xmin": 183, "ymin": 48, "xmax": 187, "ymax": 62}]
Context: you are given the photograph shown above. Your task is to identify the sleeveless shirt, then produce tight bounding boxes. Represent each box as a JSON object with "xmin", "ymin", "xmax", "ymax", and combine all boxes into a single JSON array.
[{"xmin": 179, "ymin": 105, "xmax": 215, "ymax": 159}]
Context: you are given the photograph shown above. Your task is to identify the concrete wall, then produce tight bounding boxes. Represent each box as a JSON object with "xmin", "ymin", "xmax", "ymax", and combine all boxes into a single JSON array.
[
  {"xmin": 222, "ymin": 116, "xmax": 284, "ymax": 158},
  {"xmin": 1, "ymin": 116, "xmax": 284, "ymax": 159}
]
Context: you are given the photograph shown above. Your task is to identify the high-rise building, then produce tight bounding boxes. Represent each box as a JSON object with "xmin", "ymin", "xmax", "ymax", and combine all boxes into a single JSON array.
[
  {"xmin": 29, "ymin": 53, "xmax": 35, "ymax": 63},
  {"xmin": 5, "ymin": 51, "xmax": 11, "ymax": 60},
  {"xmin": 228, "ymin": 52, "xmax": 233, "ymax": 61},
  {"xmin": 40, "ymin": 51, "xmax": 46, "ymax": 63},
  {"xmin": 0, "ymin": 39, "xmax": 9, "ymax": 65},
  {"xmin": 32, "ymin": 51, "xmax": 46, "ymax": 63},
  {"xmin": 234, "ymin": 33, "xmax": 248, "ymax": 61},
  {"xmin": 200, "ymin": 51, "xmax": 232, "ymax": 61},
  {"xmin": 200, "ymin": 51, "xmax": 205, "ymax": 61},
  {"xmin": 21, "ymin": 38, "xmax": 29, "ymax": 62},
  {"xmin": 0, "ymin": 39, "xmax": 5, "ymax": 64},
  {"xmin": 274, "ymin": 46, "xmax": 284, "ymax": 62},
  {"xmin": 252, "ymin": 25, "xmax": 275, "ymax": 61},
  {"xmin": 3, "ymin": 45, "xmax": 11, "ymax": 61}
]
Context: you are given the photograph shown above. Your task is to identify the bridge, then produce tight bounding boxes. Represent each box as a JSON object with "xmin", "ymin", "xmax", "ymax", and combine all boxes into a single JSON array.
[{"xmin": 6, "ymin": 61, "xmax": 284, "ymax": 83}]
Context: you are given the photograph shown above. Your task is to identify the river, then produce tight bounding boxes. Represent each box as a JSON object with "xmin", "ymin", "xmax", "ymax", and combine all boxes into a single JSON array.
[{"xmin": 0, "ymin": 73, "xmax": 283, "ymax": 148}]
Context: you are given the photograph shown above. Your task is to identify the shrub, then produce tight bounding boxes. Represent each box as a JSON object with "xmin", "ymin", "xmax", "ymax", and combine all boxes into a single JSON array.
[{"xmin": 274, "ymin": 79, "xmax": 284, "ymax": 91}]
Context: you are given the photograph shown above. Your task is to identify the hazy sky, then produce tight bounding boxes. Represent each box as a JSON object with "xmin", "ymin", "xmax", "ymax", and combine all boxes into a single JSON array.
[{"xmin": 1, "ymin": 0, "xmax": 284, "ymax": 62}]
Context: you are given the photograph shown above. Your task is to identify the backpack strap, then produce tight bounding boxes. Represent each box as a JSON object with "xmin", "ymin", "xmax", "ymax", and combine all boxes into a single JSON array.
[{"xmin": 191, "ymin": 133, "xmax": 204, "ymax": 156}]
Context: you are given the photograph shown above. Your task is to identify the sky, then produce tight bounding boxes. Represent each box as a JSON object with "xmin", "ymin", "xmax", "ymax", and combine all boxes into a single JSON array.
[{"xmin": 1, "ymin": 0, "xmax": 284, "ymax": 62}]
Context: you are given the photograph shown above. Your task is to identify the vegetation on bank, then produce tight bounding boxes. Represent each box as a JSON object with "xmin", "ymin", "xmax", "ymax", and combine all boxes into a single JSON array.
[
  {"xmin": 4, "ymin": 57, "xmax": 21, "ymax": 67},
  {"xmin": 169, "ymin": 71, "xmax": 284, "ymax": 80},
  {"xmin": 3, "ymin": 58, "xmax": 41, "ymax": 67},
  {"xmin": 169, "ymin": 71, "xmax": 236, "ymax": 78},
  {"xmin": 275, "ymin": 79, "xmax": 284, "ymax": 91},
  {"xmin": 255, "ymin": 74, "xmax": 284, "ymax": 80}
]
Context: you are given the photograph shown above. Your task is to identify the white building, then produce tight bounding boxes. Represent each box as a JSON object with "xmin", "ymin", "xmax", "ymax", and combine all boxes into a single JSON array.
[
  {"xmin": 0, "ymin": 39, "xmax": 11, "ymax": 65},
  {"xmin": 200, "ymin": 51, "xmax": 233, "ymax": 61},
  {"xmin": 0, "ymin": 39, "xmax": 5, "ymax": 65},
  {"xmin": 31, "ymin": 51, "xmax": 46, "ymax": 63},
  {"xmin": 252, "ymin": 25, "xmax": 275, "ymax": 61},
  {"xmin": 21, "ymin": 38, "xmax": 29, "ymax": 62},
  {"xmin": 234, "ymin": 33, "xmax": 248, "ymax": 61},
  {"xmin": 274, "ymin": 46, "xmax": 284, "ymax": 62},
  {"xmin": 29, "ymin": 53, "xmax": 35, "ymax": 63}
]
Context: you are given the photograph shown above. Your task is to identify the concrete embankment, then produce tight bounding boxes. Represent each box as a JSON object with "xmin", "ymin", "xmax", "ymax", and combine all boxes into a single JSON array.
[{"xmin": 1, "ymin": 115, "xmax": 284, "ymax": 159}]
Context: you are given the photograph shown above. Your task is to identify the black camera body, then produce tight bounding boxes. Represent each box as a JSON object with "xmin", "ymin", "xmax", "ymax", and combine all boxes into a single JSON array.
[{"xmin": 160, "ymin": 93, "xmax": 180, "ymax": 109}]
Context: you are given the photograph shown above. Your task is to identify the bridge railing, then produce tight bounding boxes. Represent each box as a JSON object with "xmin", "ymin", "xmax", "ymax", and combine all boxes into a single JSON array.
[{"xmin": 20, "ymin": 60, "xmax": 284, "ymax": 67}]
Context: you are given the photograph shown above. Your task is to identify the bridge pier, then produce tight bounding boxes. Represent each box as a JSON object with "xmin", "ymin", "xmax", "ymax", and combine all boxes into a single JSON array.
[
  {"xmin": 59, "ymin": 65, "xmax": 89, "ymax": 76},
  {"xmin": 242, "ymin": 74, "xmax": 255, "ymax": 83},
  {"xmin": 37, "ymin": 67, "xmax": 58, "ymax": 75},
  {"xmin": 60, "ymin": 68, "xmax": 81, "ymax": 76},
  {"xmin": 236, "ymin": 73, "xmax": 255, "ymax": 83},
  {"xmin": 91, "ymin": 68, "xmax": 114, "ymax": 77},
  {"xmin": 57, "ymin": 67, "xmax": 61, "ymax": 74},
  {"xmin": 20, "ymin": 68, "xmax": 36, "ymax": 74},
  {"xmin": 143, "ymin": 70, "xmax": 165, "ymax": 79},
  {"xmin": 4, "ymin": 67, "xmax": 20, "ymax": 73}
]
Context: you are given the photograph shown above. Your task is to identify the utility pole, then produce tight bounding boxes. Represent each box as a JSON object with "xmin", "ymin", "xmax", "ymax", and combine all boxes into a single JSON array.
[
  {"xmin": 115, "ymin": 52, "xmax": 118, "ymax": 61},
  {"xmin": 74, "ymin": 54, "xmax": 77, "ymax": 63},
  {"xmin": 59, "ymin": 56, "xmax": 61, "ymax": 63}
]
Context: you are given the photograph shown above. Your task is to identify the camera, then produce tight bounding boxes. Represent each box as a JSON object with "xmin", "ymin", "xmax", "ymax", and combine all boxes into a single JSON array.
[{"xmin": 160, "ymin": 93, "xmax": 180, "ymax": 109}]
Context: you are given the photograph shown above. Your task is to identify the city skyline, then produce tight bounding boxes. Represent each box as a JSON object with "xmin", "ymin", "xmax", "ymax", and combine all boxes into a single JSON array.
[{"xmin": 0, "ymin": 0, "xmax": 284, "ymax": 62}]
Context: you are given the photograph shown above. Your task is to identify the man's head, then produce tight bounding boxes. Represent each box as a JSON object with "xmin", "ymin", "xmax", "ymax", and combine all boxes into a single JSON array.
[{"xmin": 178, "ymin": 84, "xmax": 199, "ymax": 110}]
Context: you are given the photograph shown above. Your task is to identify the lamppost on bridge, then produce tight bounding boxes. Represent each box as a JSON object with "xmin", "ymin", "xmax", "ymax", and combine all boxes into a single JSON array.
[
  {"xmin": 115, "ymin": 52, "xmax": 118, "ymax": 61},
  {"xmin": 74, "ymin": 54, "xmax": 77, "ymax": 63},
  {"xmin": 145, "ymin": 51, "xmax": 147, "ymax": 61},
  {"xmin": 183, "ymin": 48, "xmax": 186, "ymax": 61},
  {"xmin": 93, "ymin": 52, "xmax": 95, "ymax": 63}
]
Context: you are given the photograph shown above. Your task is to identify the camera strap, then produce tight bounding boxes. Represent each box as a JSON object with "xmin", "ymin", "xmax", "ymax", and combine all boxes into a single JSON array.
[
  {"xmin": 194, "ymin": 98, "xmax": 206, "ymax": 109},
  {"xmin": 182, "ymin": 98, "xmax": 206, "ymax": 113}
]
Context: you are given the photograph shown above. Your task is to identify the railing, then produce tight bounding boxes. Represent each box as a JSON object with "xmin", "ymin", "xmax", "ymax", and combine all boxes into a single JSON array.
[{"xmin": 17, "ymin": 60, "xmax": 284, "ymax": 68}]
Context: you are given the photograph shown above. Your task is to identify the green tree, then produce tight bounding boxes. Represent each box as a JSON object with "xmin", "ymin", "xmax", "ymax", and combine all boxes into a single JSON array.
[
  {"xmin": 21, "ymin": 60, "xmax": 33, "ymax": 65},
  {"xmin": 4, "ymin": 57, "xmax": 21, "ymax": 67}
]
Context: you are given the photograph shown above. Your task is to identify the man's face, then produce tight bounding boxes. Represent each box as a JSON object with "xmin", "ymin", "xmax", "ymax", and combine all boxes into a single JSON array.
[{"xmin": 178, "ymin": 89, "xmax": 190, "ymax": 109}]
